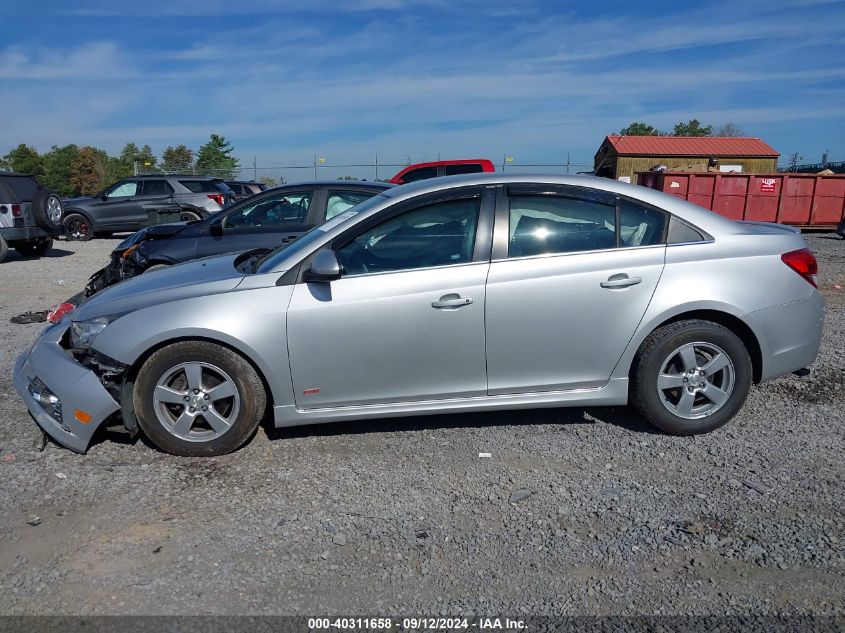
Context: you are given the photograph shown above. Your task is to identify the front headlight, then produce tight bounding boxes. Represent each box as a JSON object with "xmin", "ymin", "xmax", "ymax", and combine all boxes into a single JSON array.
[{"xmin": 70, "ymin": 316, "xmax": 118, "ymax": 349}]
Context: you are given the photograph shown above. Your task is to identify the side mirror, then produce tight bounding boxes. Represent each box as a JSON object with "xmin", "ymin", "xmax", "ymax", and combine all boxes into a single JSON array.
[
  {"xmin": 306, "ymin": 250, "xmax": 342, "ymax": 282},
  {"xmin": 209, "ymin": 218, "xmax": 224, "ymax": 236},
  {"xmin": 101, "ymin": 195, "xmax": 108, "ymax": 201}
]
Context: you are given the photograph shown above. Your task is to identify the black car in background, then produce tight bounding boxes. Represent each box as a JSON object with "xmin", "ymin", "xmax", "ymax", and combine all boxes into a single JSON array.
[
  {"xmin": 62, "ymin": 175, "xmax": 235, "ymax": 240},
  {"xmin": 85, "ymin": 180, "xmax": 392, "ymax": 296},
  {"xmin": 225, "ymin": 180, "xmax": 267, "ymax": 202}
]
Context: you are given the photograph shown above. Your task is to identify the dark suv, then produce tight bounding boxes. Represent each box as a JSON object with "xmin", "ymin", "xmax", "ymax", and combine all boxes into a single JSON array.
[
  {"xmin": 62, "ymin": 175, "xmax": 235, "ymax": 240},
  {"xmin": 84, "ymin": 180, "xmax": 392, "ymax": 296}
]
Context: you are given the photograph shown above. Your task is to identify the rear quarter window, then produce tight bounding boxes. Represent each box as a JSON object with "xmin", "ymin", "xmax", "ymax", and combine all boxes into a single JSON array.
[{"xmin": 179, "ymin": 180, "xmax": 223, "ymax": 193}]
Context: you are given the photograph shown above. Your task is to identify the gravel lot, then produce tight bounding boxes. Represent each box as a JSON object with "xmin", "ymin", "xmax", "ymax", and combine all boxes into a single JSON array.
[{"xmin": 0, "ymin": 235, "xmax": 843, "ymax": 616}]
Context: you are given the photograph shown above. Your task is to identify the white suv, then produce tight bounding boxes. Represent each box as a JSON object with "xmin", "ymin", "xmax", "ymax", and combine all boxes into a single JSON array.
[{"xmin": 0, "ymin": 172, "xmax": 64, "ymax": 263}]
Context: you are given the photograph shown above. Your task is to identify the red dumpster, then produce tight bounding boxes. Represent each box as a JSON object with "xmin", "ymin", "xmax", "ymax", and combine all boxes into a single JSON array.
[{"xmin": 635, "ymin": 172, "xmax": 845, "ymax": 228}]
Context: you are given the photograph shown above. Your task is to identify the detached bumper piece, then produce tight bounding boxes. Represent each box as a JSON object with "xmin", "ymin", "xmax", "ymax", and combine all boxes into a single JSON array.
[{"xmin": 12, "ymin": 322, "xmax": 120, "ymax": 453}]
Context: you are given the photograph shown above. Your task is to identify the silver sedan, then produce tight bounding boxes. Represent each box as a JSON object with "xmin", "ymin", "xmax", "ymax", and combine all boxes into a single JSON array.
[{"xmin": 14, "ymin": 174, "xmax": 824, "ymax": 456}]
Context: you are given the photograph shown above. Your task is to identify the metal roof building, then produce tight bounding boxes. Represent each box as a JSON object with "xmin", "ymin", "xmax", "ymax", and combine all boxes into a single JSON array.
[{"xmin": 594, "ymin": 135, "xmax": 780, "ymax": 183}]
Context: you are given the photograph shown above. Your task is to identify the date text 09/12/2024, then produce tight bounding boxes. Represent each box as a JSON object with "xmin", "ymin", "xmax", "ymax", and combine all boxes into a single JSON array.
[{"xmin": 307, "ymin": 618, "xmax": 527, "ymax": 630}]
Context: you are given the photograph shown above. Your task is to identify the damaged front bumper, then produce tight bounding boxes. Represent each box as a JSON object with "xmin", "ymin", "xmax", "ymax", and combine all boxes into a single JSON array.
[
  {"xmin": 85, "ymin": 250, "xmax": 140, "ymax": 298},
  {"xmin": 12, "ymin": 321, "xmax": 121, "ymax": 453}
]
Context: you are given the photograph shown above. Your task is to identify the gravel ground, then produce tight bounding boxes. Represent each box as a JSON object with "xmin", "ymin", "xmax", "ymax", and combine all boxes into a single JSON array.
[{"xmin": 0, "ymin": 235, "xmax": 843, "ymax": 617}]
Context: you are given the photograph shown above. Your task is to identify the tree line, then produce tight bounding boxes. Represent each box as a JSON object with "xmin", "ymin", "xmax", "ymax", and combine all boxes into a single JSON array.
[
  {"xmin": 0, "ymin": 134, "xmax": 241, "ymax": 197},
  {"xmin": 618, "ymin": 120, "xmax": 745, "ymax": 137}
]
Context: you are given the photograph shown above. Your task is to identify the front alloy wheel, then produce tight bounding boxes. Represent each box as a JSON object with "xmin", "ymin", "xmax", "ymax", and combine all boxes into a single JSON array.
[
  {"xmin": 134, "ymin": 340, "xmax": 266, "ymax": 456},
  {"xmin": 153, "ymin": 361, "xmax": 241, "ymax": 442}
]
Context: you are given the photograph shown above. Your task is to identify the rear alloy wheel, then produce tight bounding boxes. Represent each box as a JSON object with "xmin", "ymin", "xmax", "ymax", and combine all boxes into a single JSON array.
[
  {"xmin": 134, "ymin": 341, "xmax": 266, "ymax": 456},
  {"xmin": 15, "ymin": 238, "xmax": 53, "ymax": 258},
  {"xmin": 180, "ymin": 210, "xmax": 202, "ymax": 222},
  {"xmin": 631, "ymin": 320, "xmax": 752, "ymax": 435},
  {"xmin": 63, "ymin": 213, "xmax": 93, "ymax": 241}
]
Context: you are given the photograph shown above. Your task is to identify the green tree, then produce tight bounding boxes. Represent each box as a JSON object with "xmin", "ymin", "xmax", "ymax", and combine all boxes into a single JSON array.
[
  {"xmin": 195, "ymin": 134, "xmax": 240, "ymax": 178},
  {"xmin": 2, "ymin": 144, "xmax": 44, "ymax": 178},
  {"xmin": 161, "ymin": 144, "xmax": 194, "ymax": 173},
  {"xmin": 715, "ymin": 122, "xmax": 744, "ymax": 137},
  {"xmin": 42, "ymin": 144, "xmax": 80, "ymax": 196},
  {"xmin": 258, "ymin": 175, "xmax": 279, "ymax": 188},
  {"xmin": 619, "ymin": 122, "xmax": 661, "ymax": 136},
  {"xmin": 672, "ymin": 119, "xmax": 712, "ymax": 136},
  {"xmin": 70, "ymin": 146, "xmax": 109, "ymax": 196}
]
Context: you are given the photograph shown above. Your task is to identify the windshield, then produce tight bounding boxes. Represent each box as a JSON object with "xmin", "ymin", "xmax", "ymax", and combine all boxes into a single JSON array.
[{"xmin": 256, "ymin": 192, "xmax": 390, "ymax": 273}]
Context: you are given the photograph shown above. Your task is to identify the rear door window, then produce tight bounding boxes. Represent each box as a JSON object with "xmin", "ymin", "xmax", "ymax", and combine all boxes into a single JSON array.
[
  {"xmin": 140, "ymin": 179, "xmax": 175, "ymax": 196},
  {"xmin": 508, "ymin": 196, "xmax": 616, "ymax": 257},
  {"xmin": 325, "ymin": 190, "xmax": 379, "ymax": 220}
]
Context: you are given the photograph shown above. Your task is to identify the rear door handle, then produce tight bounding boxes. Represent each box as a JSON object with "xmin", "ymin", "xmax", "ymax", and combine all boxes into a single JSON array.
[
  {"xmin": 432, "ymin": 294, "xmax": 473, "ymax": 309},
  {"xmin": 600, "ymin": 274, "xmax": 642, "ymax": 289}
]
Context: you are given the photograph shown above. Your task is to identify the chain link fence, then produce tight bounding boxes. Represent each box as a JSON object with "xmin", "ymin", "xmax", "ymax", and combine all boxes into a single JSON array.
[{"xmin": 136, "ymin": 155, "xmax": 596, "ymax": 184}]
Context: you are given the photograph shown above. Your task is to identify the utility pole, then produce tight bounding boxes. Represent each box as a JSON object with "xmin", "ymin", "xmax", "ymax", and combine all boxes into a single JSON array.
[
  {"xmin": 566, "ymin": 152, "xmax": 571, "ymax": 174},
  {"xmin": 313, "ymin": 155, "xmax": 318, "ymax": 180},
  {"xmin": 375, "ymin": 153, "xmax": 379, "ymax": 181},
  {"xmin": 133, "ymin": 160, "xmax": 139, "ymax": 176},
  {"xmin": 253, "ymin": 156, "xmax": 257, "ymax": 181}
]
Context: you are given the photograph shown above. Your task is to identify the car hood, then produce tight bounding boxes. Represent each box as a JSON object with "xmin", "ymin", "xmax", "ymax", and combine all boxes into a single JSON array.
[
  {"xmin": 115, "ymin": 222, "xmax": 190, "ymax": 251},
  {"xmin": 73, "ymin": 254, "xmax": 245, "ymax": 321}
]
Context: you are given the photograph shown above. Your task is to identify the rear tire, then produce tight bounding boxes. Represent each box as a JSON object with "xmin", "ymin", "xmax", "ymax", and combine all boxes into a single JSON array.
[
  {"xmin": 15, "ymin": 238, "xmax": 53, "ymax": 258},
  {"xmin": 0, "ymin": 235, "xmax": 8, "ymax": 263},
  {"xmin": 180, "ymin": 210, "xmax": 202, "ymax": 222},
  {"xmin": 631, "ymin": 320, "xmax": 752, "ymax": 435},
  {"xmin": 133, "ymin": 341, "xmax": 266, "ymax": 456},
  {"xmin": 63, "ymin": 213, "xmax": 93, "ymax": 241}
]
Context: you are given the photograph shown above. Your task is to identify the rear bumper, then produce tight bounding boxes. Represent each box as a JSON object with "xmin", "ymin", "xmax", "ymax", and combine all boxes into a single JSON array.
[
  {"xmin": 747, "ymin": 290, "xmax": 825, "ymax": 382},
  {"xmin": 12, "ymin": 322, "xmax": 120, "ymax": 453},
  {"xmin": 0, "ymin": 226, "xmax": 50, "ymax": 242}
]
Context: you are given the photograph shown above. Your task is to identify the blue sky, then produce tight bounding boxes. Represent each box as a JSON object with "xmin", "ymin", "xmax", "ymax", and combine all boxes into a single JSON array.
[{"xmin": 1, "ymin": 0, "xmax": 844, "ymax": 179}]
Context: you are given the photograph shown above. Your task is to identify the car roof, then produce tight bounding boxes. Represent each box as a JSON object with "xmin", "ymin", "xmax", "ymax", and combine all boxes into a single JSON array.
[
  {"xmin": 383, "ymin": 173, "xmax": 737, "ymax": 234},
  {"xmin": 264, "ymin": 180, "xmax": 393, "ymax": 191},
  {"xmin": 0, "ymin": 172, "xmax": 38, "ymax": 179},
  {"xmin": 134, "ymin": 174, "xmax": 221, "ymax": 180}
]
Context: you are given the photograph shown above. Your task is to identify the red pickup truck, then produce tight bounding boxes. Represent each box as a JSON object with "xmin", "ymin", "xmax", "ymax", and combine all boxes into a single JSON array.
[{"xmin": 389, "ymin": 159, "xmax": 495, "ymax": 185}]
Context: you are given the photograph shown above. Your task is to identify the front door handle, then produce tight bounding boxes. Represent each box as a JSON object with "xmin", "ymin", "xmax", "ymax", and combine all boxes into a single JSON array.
[
  {"xmin": 431, "ymin": 294, "xmax": 473, "ymax": 309},
  {"xmin": 600, "ymin": 274, "xmax": 642, "ymax": 289}
]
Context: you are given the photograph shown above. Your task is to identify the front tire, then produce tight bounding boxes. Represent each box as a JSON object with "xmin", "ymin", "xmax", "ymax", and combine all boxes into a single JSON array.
[
  {"xmin": 133, "ymin": 341, "xmax": 266, "ymax": 456},
  {"xmin": 631, "ymin": 320, "xmax": 752, "ymax": 435}
]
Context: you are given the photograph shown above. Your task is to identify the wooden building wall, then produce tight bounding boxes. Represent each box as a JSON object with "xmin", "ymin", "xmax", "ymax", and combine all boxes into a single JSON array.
[{"xmin": 612, "ymin": 156, "xmax": 779, "ymax": 183}]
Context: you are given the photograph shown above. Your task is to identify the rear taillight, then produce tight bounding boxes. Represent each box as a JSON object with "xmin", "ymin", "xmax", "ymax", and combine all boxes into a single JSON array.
[
  {"xmin": 11, "ymin": 204, "xmax": 21, "ymax": 217},
  {"xmin": 207, "ymin": 193, "xmax": 225, "ymax": 206},
  {"xmin": 781, "ymin": 248, "xmax": 818, "ymax": 288}
]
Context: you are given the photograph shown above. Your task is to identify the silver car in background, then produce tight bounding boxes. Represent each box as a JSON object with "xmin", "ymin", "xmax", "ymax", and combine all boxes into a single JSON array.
[{"xmin": 14, "ymin": 174, "xmax": 824, "ymax": 456}]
